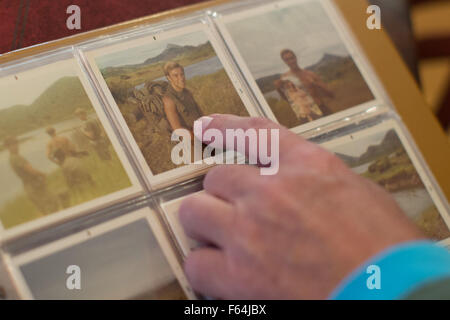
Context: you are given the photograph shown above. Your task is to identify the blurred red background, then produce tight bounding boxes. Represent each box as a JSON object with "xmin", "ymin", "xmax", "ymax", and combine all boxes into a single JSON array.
[{"xmin": 0, "ymin": 0, "xmax": 207, "ymax": 54}]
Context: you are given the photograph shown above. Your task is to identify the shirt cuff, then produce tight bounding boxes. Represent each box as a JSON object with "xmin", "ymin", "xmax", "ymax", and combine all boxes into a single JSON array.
[{"xmin": 329, "ymin": 240, "xmax": 450, "ymax": 300}]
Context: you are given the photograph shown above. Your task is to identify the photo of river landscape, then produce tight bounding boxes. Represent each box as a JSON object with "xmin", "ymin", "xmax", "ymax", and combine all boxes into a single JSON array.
[{"xmin": 330, "ymin": 127, "xmax": 450, "ymax": 241}]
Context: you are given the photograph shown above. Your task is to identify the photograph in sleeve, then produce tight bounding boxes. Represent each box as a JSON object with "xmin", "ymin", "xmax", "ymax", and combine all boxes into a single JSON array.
[
  {"xmin": 323, "ymin": 121, "xmax": 450, "ymax": 242},
  {"xmin": 13, "ymin": 209, "xmax": 190, "ymax": 299},
  {"xmin": 219, "ymin": 0, "xmax": 376, "ymax": 130},
  {"xmin": 89, "ymin": 24, "xmax": 258, "ymax": 180},
  {"xmin": 0, "ymin": 59, "xmax": 140, "ymax": 233}
]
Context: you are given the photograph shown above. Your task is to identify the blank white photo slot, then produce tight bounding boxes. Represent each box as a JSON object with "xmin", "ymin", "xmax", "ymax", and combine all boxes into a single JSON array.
[{"xmin": 10, "ymin": 207, "xmax": 195, "ymax": 300}]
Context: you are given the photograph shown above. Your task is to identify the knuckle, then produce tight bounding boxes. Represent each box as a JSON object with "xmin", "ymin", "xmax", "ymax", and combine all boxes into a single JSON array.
[
  {"xmin": 205, "ymin": 165, "xmax": 250, "ymax": 190},
  {"xmin": 295, "ymin": 144, "xmax": 343, "ymax": 173},
  {"xmin": 248, "ymin": 117, "xmax": 271, "ymax": 129},
  {"xmin": 320, "ymin": 150, "xmax": 345, "ymax": 172},
  {"xmin": 255, "ymin": 178, "xmax": 279, "ymax": 197},
  {"xmin": 203, "ymin": 165, "xmax": 227, "ymax": 189}
]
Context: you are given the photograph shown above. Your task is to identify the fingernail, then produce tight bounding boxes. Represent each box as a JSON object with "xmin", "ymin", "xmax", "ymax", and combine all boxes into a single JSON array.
[{"xmin": 193, "ymin": 116, "xmax": 214, "ymax": 141}]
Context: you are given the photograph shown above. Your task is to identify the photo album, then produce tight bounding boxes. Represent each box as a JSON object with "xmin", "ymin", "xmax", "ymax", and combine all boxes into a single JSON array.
[{"xmin": 0, "ymin": 0, "xmax": 449, "ymax": 299}]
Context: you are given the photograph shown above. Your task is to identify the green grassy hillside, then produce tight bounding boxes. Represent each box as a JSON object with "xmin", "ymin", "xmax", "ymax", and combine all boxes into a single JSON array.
[{"xmin": 0, "ymin": 77, "xmax": 92, "ymax": 142}]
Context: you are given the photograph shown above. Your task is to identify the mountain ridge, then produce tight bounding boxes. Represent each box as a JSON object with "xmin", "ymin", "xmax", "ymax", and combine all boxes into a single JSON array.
[
  {"xmin": 337, "ymin": 129, "xmax": 403, "ymax": 168},
  {"xmin": 101, "ymin": 41, "xmax": 214, "ymax": 78},
  {"xmin": 255, "ymin": 54, "xmax": 351, "ymax": 93}
]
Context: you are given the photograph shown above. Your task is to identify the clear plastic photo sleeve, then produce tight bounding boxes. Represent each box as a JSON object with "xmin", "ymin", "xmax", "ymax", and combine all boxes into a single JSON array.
[
  {"xmin": 0, "ymin": 49, "xmax": 143, "ymax": 243},
  {"xmin": 320, "ymin": 118, "xmax": 450, "ymax": 247},
  {"xmin": 212, "ymin": 0, "xmax": 390, "ymax": 135},
  {"xmin": 0, "ymin": 251, "xmax": 20, "ymax": 299},
  {"xmin": 80, "ymin": 15, "xmax": 262, "ymax": 191},
  {"xmin": 159, "ymin": 190, "xmax": 205, "ymax": 257},
  {"xmin": 7, "ymin": 207, "xmax": 196, "ymax": 299}
]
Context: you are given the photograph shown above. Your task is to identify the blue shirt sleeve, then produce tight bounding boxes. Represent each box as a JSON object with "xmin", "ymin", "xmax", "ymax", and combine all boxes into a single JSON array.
[{"xmin": 329, "ymin": 240, "xmax": 450, "ymax": 300}]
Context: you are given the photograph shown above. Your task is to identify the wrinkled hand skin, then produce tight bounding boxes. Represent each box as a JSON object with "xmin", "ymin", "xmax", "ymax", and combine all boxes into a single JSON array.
[{"xmin": 179, "ymin": 115, "xmax": 424, "ymax": 300}]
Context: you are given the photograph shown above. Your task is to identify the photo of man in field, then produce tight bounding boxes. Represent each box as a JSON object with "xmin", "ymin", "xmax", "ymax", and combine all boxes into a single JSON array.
[
  {"xmin": 95, "ymin": 30, "xmax": 250, "ymax": 175},
  {"xmin": 46, "ymin": 126, "xmax": 95, "ymax": 193},
  {"xmin": 162, "ymin": 61, "xmax": 202, "ymax": 134},
  {"xmin": 0, "ymin": 62, "xmax": 133, "ymax": 230},
  {"xmin": 224, "ymin": 1, "xmax": 375, "ymax": 128}
]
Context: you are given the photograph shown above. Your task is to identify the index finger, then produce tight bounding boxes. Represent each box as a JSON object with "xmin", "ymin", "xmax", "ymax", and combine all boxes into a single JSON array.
[{"xmin": 193, "ymin": 114, "xmax": 312, "ymax": 168}]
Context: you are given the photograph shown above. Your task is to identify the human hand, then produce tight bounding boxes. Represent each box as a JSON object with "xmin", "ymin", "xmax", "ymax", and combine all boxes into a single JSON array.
[{"xmin": 179, "ymin": 115, "xmax": 424, "ymax": 299}]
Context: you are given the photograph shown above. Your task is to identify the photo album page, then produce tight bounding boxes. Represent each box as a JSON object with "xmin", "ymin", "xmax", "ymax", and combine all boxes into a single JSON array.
[{"xmin": 1, "ymin": 0, "xmax": 448, "ymax": 300}]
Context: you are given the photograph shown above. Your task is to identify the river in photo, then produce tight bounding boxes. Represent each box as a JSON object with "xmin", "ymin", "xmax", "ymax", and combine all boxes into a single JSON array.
[
  {"xmin": 0, "ymin": 117, "xmax": 88, "ymax": 205},
  {"xmin": 351, "ymin": 162, "xmax": 434, "ymax": 220},
  {"xmin": 392, "ymin": 188, "xmax": 434, "ymax": 221},
  {"xmin": 135, "ymin": 56, "xmax": 224, "ymax": 89},
  {"xmin": 352, "ymin": 162, "xmax": 371, "ymax": 175}
]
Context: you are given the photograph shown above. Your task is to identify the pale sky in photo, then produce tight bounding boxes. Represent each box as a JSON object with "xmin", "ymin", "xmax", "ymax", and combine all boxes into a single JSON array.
[
  {"xmin": 0, "ymin": 60, "xmax": 76, "ymax": 110},
  {"xmin": 21, "ymin": 219, "xmax": 176, "ymax": 299},
  {"xmin": 330, "ymin": 130, "xmax": 389, "ymax": 158},
  {"xmin": 226, "ymin": 2, "xmax": 349, "ymax": 79},
  {"xmin": 96, "ymin": 31, "xmax": 209, "ymax": 70}
]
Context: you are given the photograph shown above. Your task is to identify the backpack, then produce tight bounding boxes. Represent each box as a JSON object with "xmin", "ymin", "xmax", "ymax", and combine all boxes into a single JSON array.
[{"xmin": 127, "ymin": 80, "xmax": 168, "ymax": 119}]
